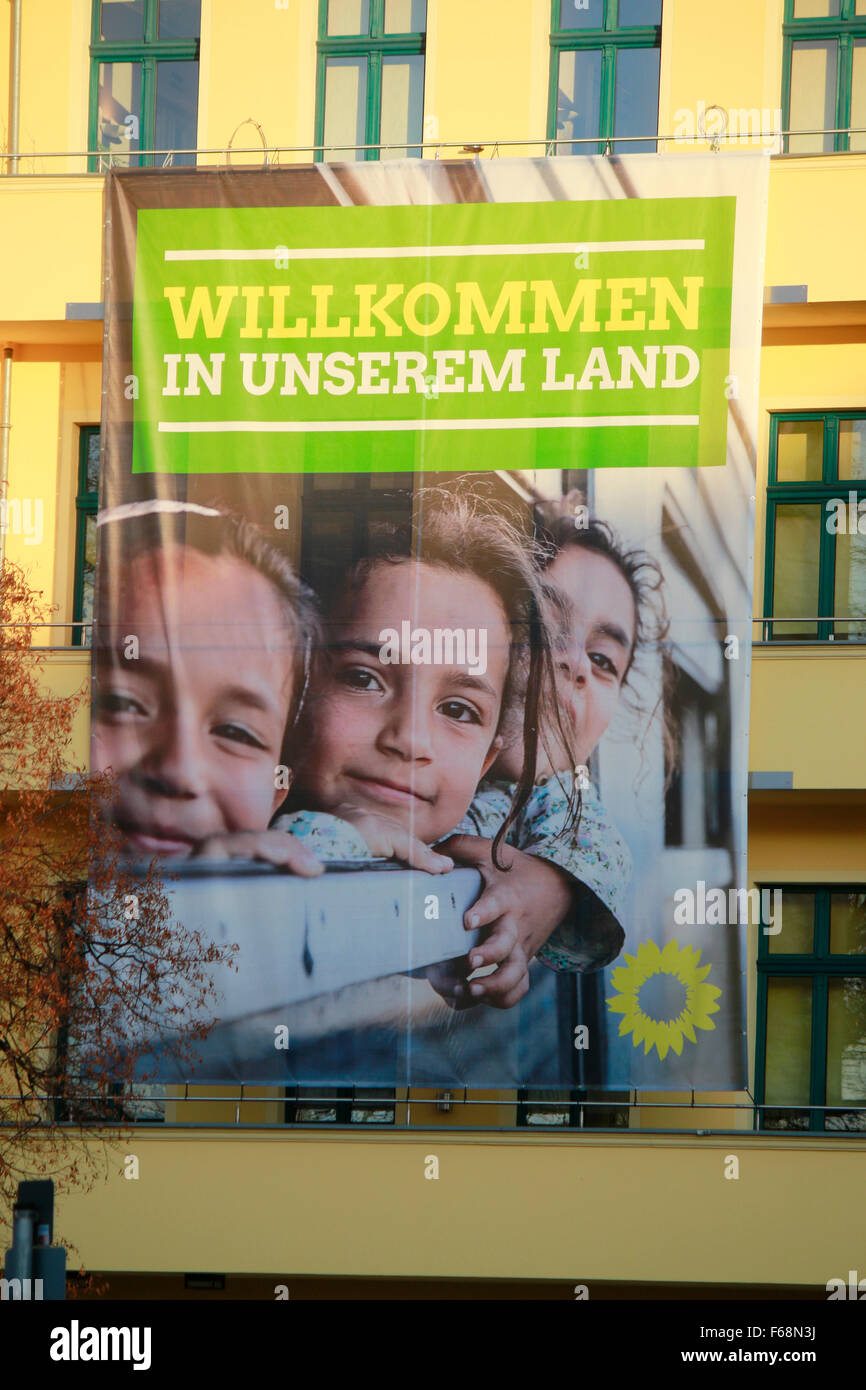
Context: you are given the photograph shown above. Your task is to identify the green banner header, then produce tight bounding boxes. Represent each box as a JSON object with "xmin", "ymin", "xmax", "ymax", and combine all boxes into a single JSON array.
[{"xmin": 132, "ymin": 196, "xmax": 735, "ymax": 474}]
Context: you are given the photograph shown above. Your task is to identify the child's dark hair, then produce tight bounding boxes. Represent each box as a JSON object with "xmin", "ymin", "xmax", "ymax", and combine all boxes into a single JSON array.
[
  {"xmin": 94, "ymin": 502, "xmax": 318, "ymax": 741},
  {"xmin": 535, "ymin": 490, "xmax": 677, "ymax": 780},
  {"xmin": 315, "ymin": 485, "xmax": 579, "ymax": 867}
]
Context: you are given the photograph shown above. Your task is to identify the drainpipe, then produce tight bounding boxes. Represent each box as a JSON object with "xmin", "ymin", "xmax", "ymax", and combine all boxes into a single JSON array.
[
  {"xmin": 9, "ymin": 0, "xmax": 22, "ymax": 174},
  {"xmin": 0, "ymin": 347, "xmax": 13, "ymax": 566}
]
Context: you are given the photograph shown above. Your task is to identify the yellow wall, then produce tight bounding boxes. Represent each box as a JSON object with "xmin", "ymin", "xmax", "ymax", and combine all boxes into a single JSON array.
[
  {"xmin": 751, "ymin": 652, "xmax": 866, "ymax": 790},
  {"xmin": 0, "ymin": 180, "xmax": 103, "ymax": 317},
  {"xmin": 750, "ymin": 795, "xmax": 866, "ymax": 883},
  {"xmin": 428, "ymin": 0, "xmax": 549, "ymax": 157},
  {"xmin": 766, "ymin": 158, "xmax": 866, "ymax": 300},
  {"xmin": 0, "ymin": 0, "xmax": 90, "ymax": 172},
  {"xmin": 54, "ymin": 1129, "xmax": 866, "ymax": 1286},
  {"xmin": 198, "ymin": 0, "xmax": 318, "ymax": 163},
  {"xmin": 663, "ymin": 0, "xmax": 784, "ymax": 151},
  {"xmin": 3, "ymin": 361, "xmax": 60, "ymax": 606}
]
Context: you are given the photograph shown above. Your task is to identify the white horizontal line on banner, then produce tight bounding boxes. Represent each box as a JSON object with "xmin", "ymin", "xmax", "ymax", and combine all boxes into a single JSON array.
[
  {"xmin": 157, "ymin": 415, "xmax": 699, "ymax": 434},
  {"xmin": 163, "ymin": 239, "xmax": 706, "ymax": 261}
]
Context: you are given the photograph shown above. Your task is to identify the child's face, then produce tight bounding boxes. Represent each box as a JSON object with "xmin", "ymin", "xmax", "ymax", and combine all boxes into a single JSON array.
[
  {"xmin": 294, "ymin": 560, "xmax": 509, "ymax": 843},
  {"xmin": 542, "ymin": 545, "xmax": 636, "ymax": 770},
  {"xmin": 92, "ymin": 546, "xmax": 296, "ymax": 858}
]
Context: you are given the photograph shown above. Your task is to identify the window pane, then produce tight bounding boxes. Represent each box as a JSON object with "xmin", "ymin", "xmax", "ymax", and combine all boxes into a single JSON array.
[
  {"xmin": 763, "ymin": 977, "xmax": 812, "ymax": 1129},
  {"xmin": 96, "ymin": 62, "xmax": 142, "ymax": 167},
  {"xmin": 613, "ymin": 45, "xmax": 660, "ymax": 152},
  {"xmin": 84, "ymin": 431, "xmax": 100, "ymax": 495},
  {"xmin": 768, "ymin": 891, "xmax": 815, "ymax": 955},
  {"xmin": 582, "ymin": 1092, "xmax": 630, "ymax": 1127},
  {"xmin": 559, "ymin": 0, "xmax": 605, "ymax": 28},
  {"xmin": 155, "ymin": 61, "xmax": 199, "ymax": 164},
  {"xmin": 663, "ymin": 673, "xmax": 728, "ymax": 849},
  {"xmin": 833, "ymin": 525, "xmax": 866, "ymax": 639},
  {"xmin": 825, "ymin": 978, "xmax": 866, "ymax": 1131},
  {"xmin": 304, "ymin": 509, "xmax": 358, "ymax": 595},
  {"xmin": 80, "ymin": 514, "xmax": 97, "ymax": 649},
  {"xmin": 100, "ymin": 0, "xmax": 144, "ymax": 40},
  {"xmin": 327, "ymin": 0, "xmax": 370, "ymax": 35},
  {"xmin": 125, "ymin": 1082, "xmax": 167, "ymax": 1121},
  {"xmin": 380, "ymin": 54, "xmax": 424, "ymax": 157},
  {"xmin": 850, "ymin": 41, "xmax": 866, "ymax": 153},
  {"xmin": 521, "ymin": 1089, "xmax": 572, "ymax": 1126},
  {"xmin": 158, "ymin": 0, "xmax": 201, "ymax": 38},
  {"xmin": 350, "ymin": 1106, "xmax": 396, "ymax": 1123},
  {"xmin": 792, "ymin": 0, "xmax": 840, "ymax": 14},
  {"xmin": 350, "ymin": 1088, "xmax": 396, "ymax": 1123},
  {"xmin": 618, "ymin": 0, "xmax": 662, "ymax": 24},
  {"xmin": 838, "ymin": 418, "xmax": 866, "ymax": 480},
  {"xmin": 323, "ymin": 56, "xmax": 367, "ymax": 158},
  {"xmin": 295, "ymin": 1105, "xmax": 338, "ymax": 1121},
  {"xmin": 524, "ymin": 1106, "xmax": 571, "ymax": 1126},
  {"xmin": 384, "ymin": 0, "xmax": 427, "ymax": 32},
  {"xmin": 772, "ymin": 503, "xmax": 821, "ymax": 637},
  {"xmin": 789, "ymin": 41, "xmax": 838, "ymax": 154},
  {"xmin": 556, "ymin": 48, "xmax": 603, "ymax": 152},
  {"xmin": 294, "ymin": 1087, "xmax": 339, "ymax": 1122},
  {"xmin": 830, "ymin": 892, "xmax": 866, "ymax": 955},
  {"xmin": 776, "ymin": 418, "xmax": 823, "ymax": 482}
]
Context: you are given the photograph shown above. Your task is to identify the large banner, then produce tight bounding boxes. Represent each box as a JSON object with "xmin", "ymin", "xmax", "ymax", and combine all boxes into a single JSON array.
[{"xmin": 94, "ymin": 154, "xmax": 768, "ymax": 1089}]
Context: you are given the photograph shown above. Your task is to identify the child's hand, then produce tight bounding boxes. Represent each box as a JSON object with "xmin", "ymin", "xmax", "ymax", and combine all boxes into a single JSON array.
[
  {"xmin": 431, "ymin": 834, "xmax": 575, "ymax": 1009},
  {"xmin": 191, "ymin": 830, "xmax": 324, "ymax": 876},
  {"xmin": 333, "ymin": 806, "xmax": 454, "ymax": 875}
]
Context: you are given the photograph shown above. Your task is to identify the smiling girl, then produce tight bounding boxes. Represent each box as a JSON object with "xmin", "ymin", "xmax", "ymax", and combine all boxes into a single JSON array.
[
  {"xmin": 91, "ymin": 502, "xmax": 323, "ymax": 875},
  {"xmin": 461, "ymin": 494, "xmax": 672, "ymax": 985},
  {"xmin": 274, "ymin": 490, "xmax": 623, "ymax": 1010},
  {"xmin": 283, "ymin": 490, "xmax": 566, "ymax": 858}
]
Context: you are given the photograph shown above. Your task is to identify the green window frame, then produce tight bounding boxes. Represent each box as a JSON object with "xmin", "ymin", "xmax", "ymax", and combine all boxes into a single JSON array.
[
  {"xmin": 763, "ymin": 411, "xmax": 866, "ymax": 641},
  {"xmin": 315, "ymin": 0, "xmax": 427, "ymax": 161},
  {"xmin": 548, "ymin": 0, "xmax": 662, "ymax": 156},
  {"xmin": 782, "ymin": 0, "xmax": 866, "ymax": 154},
  {"xmin": 73, "ymin": 426, "xmax": 100, "ymax": 649},
  {"xmin": 88, "ymin": 0, "xmax": 201, "ymax": 171},
  {"xmin": 756, "ymin": 886, "xmax": 866, "ymax": 1133}
]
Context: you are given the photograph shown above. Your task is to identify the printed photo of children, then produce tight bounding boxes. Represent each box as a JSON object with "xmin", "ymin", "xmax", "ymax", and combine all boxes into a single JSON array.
[{"xmin": 90, "ymin": 463, "xmax": 745, "ymax": 1088}]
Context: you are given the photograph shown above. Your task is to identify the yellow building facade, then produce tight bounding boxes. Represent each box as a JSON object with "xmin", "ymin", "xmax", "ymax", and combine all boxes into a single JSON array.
[{"xmin": 1, "ymin": 0, "xmax": 865, "ymax": 1296}]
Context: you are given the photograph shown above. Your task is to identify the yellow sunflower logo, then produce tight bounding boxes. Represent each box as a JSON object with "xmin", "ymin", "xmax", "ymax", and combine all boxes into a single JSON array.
[{"xmin": 606, "ymin": 940, "xmax": 721, "ymax": 1061}]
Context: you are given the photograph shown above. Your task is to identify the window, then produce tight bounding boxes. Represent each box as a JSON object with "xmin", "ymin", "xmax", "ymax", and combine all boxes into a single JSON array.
[
  {"xmin": 756, "ymin": 888, "xmax": 866, "ymax": 1132},
  {"xmin": 664, "ymin": 668, "xmax": 731, "ymax": 850},
  {"xmin": 517, "ymin": 1089, "xmax": 630, "ymax": 1127},
  {"xmin": 300, "ymin": 472, "xmax": 414, "ymax": 600},
  {"xmin": 549, "ymin": 0, "xmax": 662, "ymax": 155},
  {"xmin": 763, "ymin": 412, "xmax": 866, "ymax": 641},
  {"xmin": 89, "ymin": 0, "xmax": 201, "ymax": 169},
  {"xmin": 73, "ymin": 427, "xmax": 100, "ymax": 649},
  {"xmin": 286, "ymin": 1088, "xmax": 396, "ymax": 1124},
  {"xmin": 783, "ymin": 0, "xmax": 866, "ymax": 153},
  {"xmin": 316, "ymin": 0, "xmax": 426, "ymax": 160}
]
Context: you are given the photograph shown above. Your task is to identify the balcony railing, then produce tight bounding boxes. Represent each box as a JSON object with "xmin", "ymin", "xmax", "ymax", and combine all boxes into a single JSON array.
[
  {"xmin": 4, "ymin": 1088, "xmax": 863, "ymax": 1135},
  {"xmin": 752, "ymin": 617, "xmax": 866, "ymax": 643},
  {"xmin": 2, "ymin": 129, "xmax": 866, "ymax": 176}
]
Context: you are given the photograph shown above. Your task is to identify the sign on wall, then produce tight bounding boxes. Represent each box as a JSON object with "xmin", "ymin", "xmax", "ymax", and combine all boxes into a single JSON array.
[{"xmin": 93, "ymin": 154, "xmax": 768, "ymax": 1089}]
